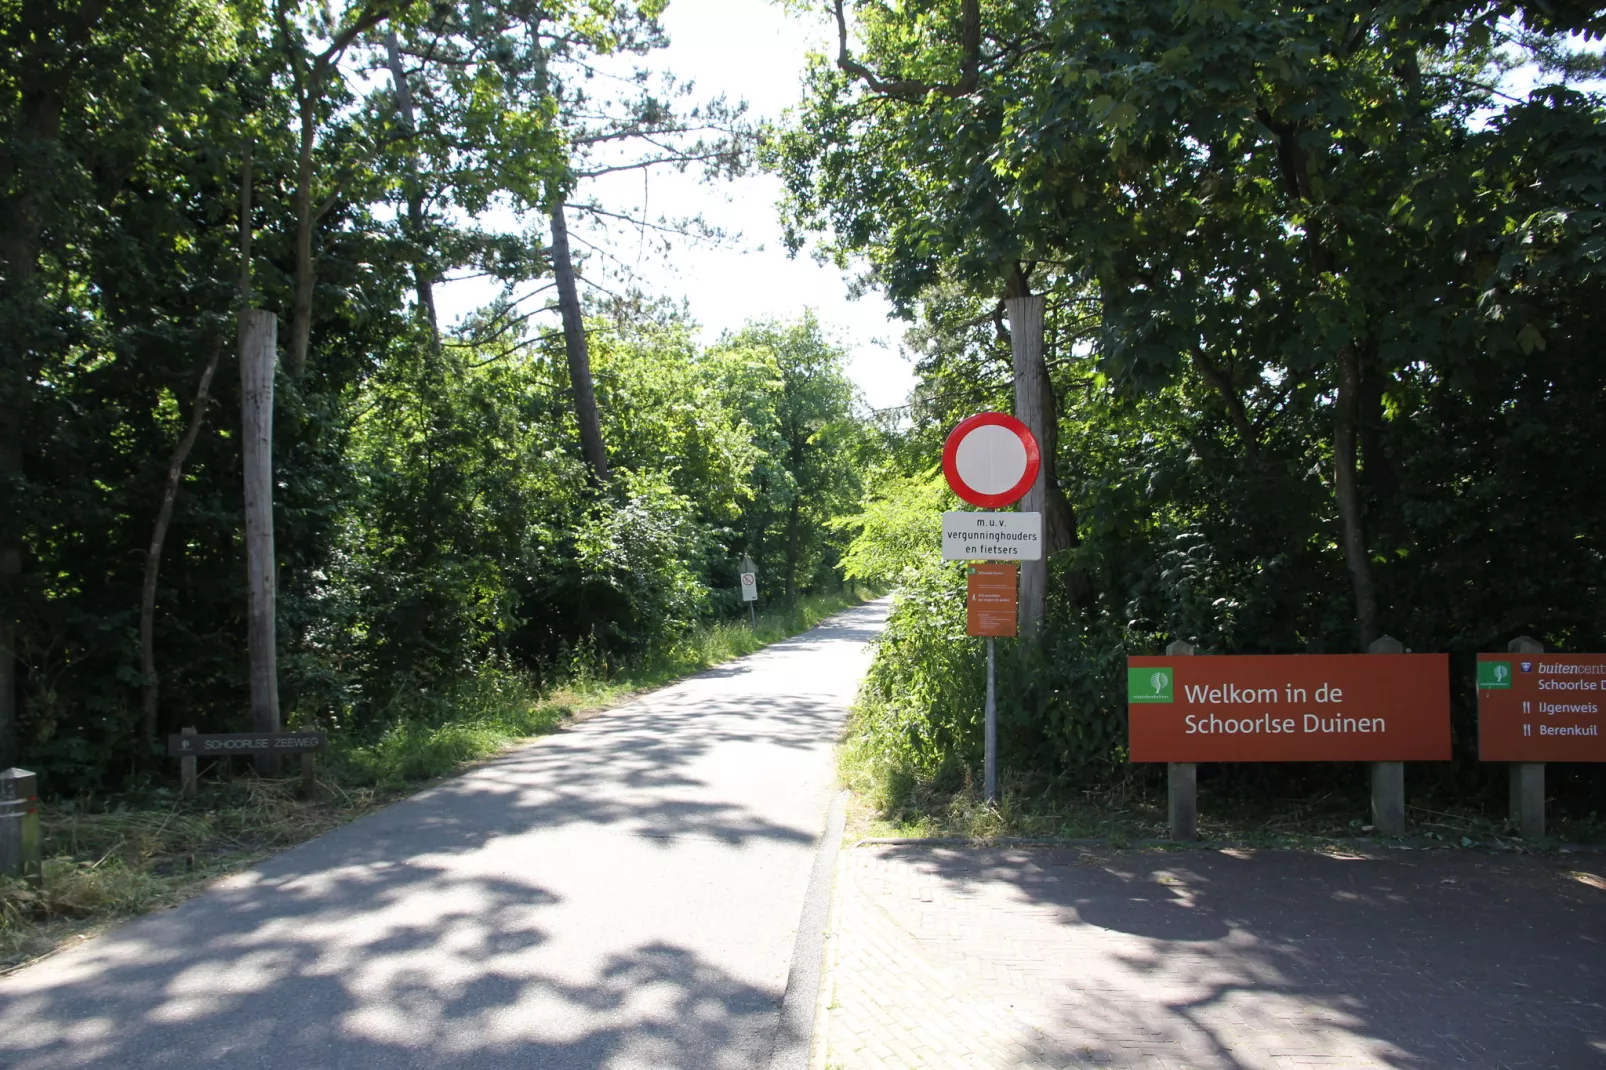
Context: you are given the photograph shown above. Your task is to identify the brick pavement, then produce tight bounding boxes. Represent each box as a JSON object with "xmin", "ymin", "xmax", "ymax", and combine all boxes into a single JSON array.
[{"xmin": 814, "ymin": 844, "xmax": 1606, "ymax": 1069}]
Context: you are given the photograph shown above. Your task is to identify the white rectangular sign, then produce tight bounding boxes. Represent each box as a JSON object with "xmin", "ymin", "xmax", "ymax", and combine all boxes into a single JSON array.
[
  {"xmin": 942, "ymin": 511, "xmax": 1042, "ymax": 561},
  {"xmin": 739, "ymin": 572, "xmax": 759, "ymax": 602}
]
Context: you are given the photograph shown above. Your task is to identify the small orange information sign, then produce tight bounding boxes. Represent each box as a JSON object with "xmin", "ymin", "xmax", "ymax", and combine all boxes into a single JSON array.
[
  {"xmin": 1127, "ymin": 654, "xmax": 1450, "ymax": 763},
  {"xmin": 1477, "ymin": 653, "xmax": 1606, "ymax": 762},
  {"xmin": 966, "ymin": 563, "xmax": 1017, "ymax": 637}
]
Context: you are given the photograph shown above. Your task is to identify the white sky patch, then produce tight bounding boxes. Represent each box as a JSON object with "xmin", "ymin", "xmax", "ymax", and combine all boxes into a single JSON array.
[{"xmin": 432, "ymin": 0, "xmax": 918, "ymax": 412}]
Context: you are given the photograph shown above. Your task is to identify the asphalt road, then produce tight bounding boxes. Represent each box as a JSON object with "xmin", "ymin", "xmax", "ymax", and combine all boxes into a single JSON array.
[{"xmin": 0, "ymin": 598, "xmax": 890, "ymax": 1070}]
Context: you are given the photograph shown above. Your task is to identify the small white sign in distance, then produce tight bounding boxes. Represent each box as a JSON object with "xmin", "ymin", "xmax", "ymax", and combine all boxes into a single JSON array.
[
  {"xmin": 942, "ymin": 511, "xmax": 1043, "ymax": 561},
  {"xmin": 739, "ymin": 572, "xmax": 759, "ymax": 602}
]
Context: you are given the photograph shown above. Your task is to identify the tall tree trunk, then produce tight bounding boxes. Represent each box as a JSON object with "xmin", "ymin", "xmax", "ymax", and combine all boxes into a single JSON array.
[
  {"xmin": 1334, "ymin": 344, "xmax": 1379, "ymax": 647},
  {"xmin": 290, "ymin": 96, "xmax": 315, "ymax": 378},
  {"xmin": 140, "ymin": 337, "xmax": 223, "ymax": 745},
  {"xmin": 1193, "ymin": 349, "xmax": 1261, "ymax": 459},
  {"xmin": 785, "ymin": 496, "xmax": 801, "ymax": 607},
  {"xmin": 385, "ymin": 32, "xmax": 439, "ymax": 349},
  {"xmin": 240, "ymin": 310, "xmax": 281, "ymax": 774},
  {"xmin": 0, "ymin": 440, "xmax": 17, "ymax": 769},
  {"xmin": 549, "ymin": 200, "xmax": 610, "ymax": 482},
  {"xmin": 0, "ymin": 0, "xmax": 111, "ymax": 767},
  {"xmin": 1004, "ymin": 268, "xmax": 1077, "ymax": 633},
  {"xmin": 0, "ymin": 327, "xmax": 21, "ymax": 769},
  {"xmin": 1359, "ymin": 364, "xmax": 1398, "ymax": 502}
]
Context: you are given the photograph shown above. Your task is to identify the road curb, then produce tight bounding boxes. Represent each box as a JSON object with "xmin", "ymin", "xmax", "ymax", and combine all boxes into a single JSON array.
[{"xmin": 768, "ymin": 789, "xmax": 847, "ymax": 1070}]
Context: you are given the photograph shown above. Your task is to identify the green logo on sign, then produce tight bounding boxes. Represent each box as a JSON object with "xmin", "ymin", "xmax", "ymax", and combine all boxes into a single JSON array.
[
  {"xmin": 1129, "ymin": 667, "xmax": 1173, "ymax": 703},
  {"xmin": 1478, "ymin": 661, "xmax": 1513, "ymax": 689}
]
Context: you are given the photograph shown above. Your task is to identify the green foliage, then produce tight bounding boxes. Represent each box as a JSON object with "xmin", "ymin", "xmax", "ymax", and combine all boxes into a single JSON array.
[
  {"xmin": 1, "ymin": 581, "xmax": 879, "ymax": 969},
  {"xmin": 0, "ymin": 1, "xmax": 879, "ymax": 788},
  {"xmin": 800, "ymin": 1, "xmax": 1606, "ymax": 823},
  {"xmin": 832, "ymin": 467, "xmax": 951, "ymax": 586}
]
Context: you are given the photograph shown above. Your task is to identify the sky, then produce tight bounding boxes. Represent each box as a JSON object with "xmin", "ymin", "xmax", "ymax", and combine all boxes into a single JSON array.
[{"xmin": 432, "ymin": 1, "xmax": 920, "ymax": 413}]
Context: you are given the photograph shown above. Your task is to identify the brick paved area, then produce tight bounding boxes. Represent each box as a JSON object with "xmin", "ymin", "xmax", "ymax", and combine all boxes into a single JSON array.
[{"xmin": 815, "ymin": 844, "xmax": 1606, "ymax": 1069}]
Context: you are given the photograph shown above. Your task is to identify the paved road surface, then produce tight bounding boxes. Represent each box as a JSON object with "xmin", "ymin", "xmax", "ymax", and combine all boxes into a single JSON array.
[
  {"xmin": 820, "ymin": 843, "xmax": 1606, "ymax": 1069},
  {"xmin": 0, "ymin": 599, "xmax": 889, "ymax": 1070}
]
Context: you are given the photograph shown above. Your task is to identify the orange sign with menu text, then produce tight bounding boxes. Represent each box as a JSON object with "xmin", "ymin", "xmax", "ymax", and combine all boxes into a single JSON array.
[
  {"xmin": 1477, "ymin": 653, "xmax": 1606, "ymax": 762},
  {"xmin": 966, "ymin": 563, "xmax": 1017, "ymax": 637},
  {"xmin": 1127, "ymin": 654, "xmax": 1450, "ymax": 763}
]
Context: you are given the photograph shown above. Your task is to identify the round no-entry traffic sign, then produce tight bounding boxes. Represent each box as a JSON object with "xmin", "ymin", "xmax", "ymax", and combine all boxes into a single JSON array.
[{"xmin": 942, "ymin": 412, "xmax": 1041, "ymax": 508}]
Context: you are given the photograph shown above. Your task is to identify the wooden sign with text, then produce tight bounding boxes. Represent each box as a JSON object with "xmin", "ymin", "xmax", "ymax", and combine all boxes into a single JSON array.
[
  {"xmin": 1477, "ymin": 653, "xmax": 1606, "ymax": 762},
  {"xmin": 966, "ymin": 563, "xmax": 1018, "ymax": 637},
  {"xmin": 167, "ymin": 732, "xmax": 326, "ymax": 757},
  {"xmin": 1127, "ymin": 654, "xmax": 1450, "ymax": 763}
]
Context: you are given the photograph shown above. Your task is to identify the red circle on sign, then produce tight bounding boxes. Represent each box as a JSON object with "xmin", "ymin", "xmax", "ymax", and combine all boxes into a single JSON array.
[{"xmin": 942, "ymin": 412, "xmax": 1041, "ymax": 508}]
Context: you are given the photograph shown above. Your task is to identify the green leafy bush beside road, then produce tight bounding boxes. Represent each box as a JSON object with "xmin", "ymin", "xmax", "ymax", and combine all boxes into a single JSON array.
[{"xmin": 790, "ymin": 1, "xmax": 1606, "ymax": 832}]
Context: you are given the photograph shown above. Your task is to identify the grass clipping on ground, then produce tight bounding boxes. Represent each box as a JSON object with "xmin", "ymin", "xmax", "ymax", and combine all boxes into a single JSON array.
[{"xmin": 1, "ymin": 587, "xmax": 877, "ymax": 972}]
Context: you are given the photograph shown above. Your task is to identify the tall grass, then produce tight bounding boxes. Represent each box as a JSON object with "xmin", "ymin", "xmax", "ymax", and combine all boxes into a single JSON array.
[{"xmin": 331, "ymin": 584, "xmax": 878, "ymax": 789}]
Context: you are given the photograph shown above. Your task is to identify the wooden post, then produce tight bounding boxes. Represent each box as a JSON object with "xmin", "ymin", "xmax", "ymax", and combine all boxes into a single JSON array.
[
  {"xmin": 239, "ymin": 309, "xmax": 281, "ymax": 776},
  {"xmin": 1508, "ymin": 635, "xmax": 1546, "ymax": 839},
  {"xmin": 1005, "ymin": 288, "xmax": 1048, "ymax": 635},
  {"xmin": 1165, "ymin": 639, "xmax": 1197, "ymax": 841},
  {"xmin": 1368, "ymin": 634, "xmax": 1407, "ymax": 836},
  {"xmin": 301, "ymin": 751, "xmax": 317, "ymax": 800},
  {"xmin": 180, "ymin": 726, "xmax": 197, "ymax": 800}
]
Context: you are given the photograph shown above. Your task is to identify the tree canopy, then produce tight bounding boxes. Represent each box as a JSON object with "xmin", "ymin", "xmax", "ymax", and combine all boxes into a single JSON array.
[
  {"xmin": 0, "ymin": 0, "xmax": 876, "ymax": 786},
  {"xmin": 784, "ymin": 0, "xmax": 1606, "ymax": 790}
]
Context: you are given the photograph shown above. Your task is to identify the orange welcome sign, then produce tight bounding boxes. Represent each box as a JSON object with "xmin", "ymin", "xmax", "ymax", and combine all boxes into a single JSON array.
[
  {"xmin": 1127, "ymin": 654, "xmax": 1450, "ymax": 763},
  {"xmin": 1477, "ymin": 653, "xmax": 1606, "ymax": 762}
]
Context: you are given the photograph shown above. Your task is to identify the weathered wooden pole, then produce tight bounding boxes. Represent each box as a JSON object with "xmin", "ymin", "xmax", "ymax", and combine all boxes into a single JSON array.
[
  {"xmin": 180, "ymin": 725, "xmax": 197, "ymax": 800},
  {"xmin": 239, "ymin": 309, "xmax": 281, "ymax": 776},
  {"xmin": 549, "ymin": 200, "xmax": 610, "ymax": 483},
  {"xmin": 1368, "ymin": 634, "xmax": 1407, "ymax": 835},
  {"xmin": 1166, "ymin": 639, "xmax": 1197, "ymax": 840},
  {"xmin": 1004, "ymin": 287, "xmax": 1047, "ymax": 635},
  {"xmin": 1508, "ymin": 635, "xmax": 1546, "ymax": 839}
]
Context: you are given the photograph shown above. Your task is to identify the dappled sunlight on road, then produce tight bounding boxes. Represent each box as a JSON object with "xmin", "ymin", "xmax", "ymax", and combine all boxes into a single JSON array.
[{"xmin": 0, "ymin": 600, "xmax": 891, "ymax": 1070}]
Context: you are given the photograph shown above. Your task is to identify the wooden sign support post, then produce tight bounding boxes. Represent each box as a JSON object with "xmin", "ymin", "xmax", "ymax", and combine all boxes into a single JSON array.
[
  {"xmin": 1368, "ymin": 635, "xmax": 1407, "ymax": 836},
  {"xmin": 1508, "ymin": 635, "xmax": 1545, "ymax": 839},
  {"xmin": 1129, "ymin": 647, "xmax": 1449, "ymax": 840},
  {"xmin": 1165, "ymin": 640, "xmax": 1197, "ymax": 841},
  {"xmin": 180, "ymin": 726, "xmax": 197, "ymax": 800}
]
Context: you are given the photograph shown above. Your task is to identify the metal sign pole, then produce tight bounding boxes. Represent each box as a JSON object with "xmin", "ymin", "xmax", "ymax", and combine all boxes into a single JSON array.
[{"xmin": 984, "ymin": 637, "xmax": 997, "ymax": 803}]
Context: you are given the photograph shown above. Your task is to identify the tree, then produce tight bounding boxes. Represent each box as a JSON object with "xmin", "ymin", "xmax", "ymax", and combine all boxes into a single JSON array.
[
  {"xmin": 775, "ymin": 0, "xmax": 1087, "ymax": 632},
  {"xmin": 709, "ymin": 316, "xmax": 862, "ymax": 604},
  {"xmin": 778, "ymin": 0, "xmax": 1606, "ymax": 648}
]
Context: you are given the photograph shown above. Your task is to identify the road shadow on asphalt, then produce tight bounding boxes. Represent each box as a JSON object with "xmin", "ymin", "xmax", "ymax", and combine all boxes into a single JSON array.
[
  {"xmin": 851, "ymin": 844, "xmax": 1606, "ymax": 1068},
  {"xmin": 0, "ymin": 599, "xmax": 892, "ymax": 1070}
]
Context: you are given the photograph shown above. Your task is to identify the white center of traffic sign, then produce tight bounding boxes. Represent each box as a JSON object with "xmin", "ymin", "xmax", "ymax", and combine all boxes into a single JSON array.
[
  {"xmin": 954, "ymin": 423, "xmax": 1029, "ymax": 495},
  {"xmin": 942, "ymin": 412, "xmax": 1041, "ymax": 509}
]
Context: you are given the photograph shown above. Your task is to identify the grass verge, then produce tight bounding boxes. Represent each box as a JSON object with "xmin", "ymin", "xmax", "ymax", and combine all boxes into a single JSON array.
[
  {"xmin": 1, "ymin": 585, "xmax": 881, "ymax": 972},
  {"xmin": 840, "ymin": 752, "xmax": 1606, "ymax": 850}
]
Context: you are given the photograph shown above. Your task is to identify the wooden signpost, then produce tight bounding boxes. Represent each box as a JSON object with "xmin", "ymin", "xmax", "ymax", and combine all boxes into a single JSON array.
[
  {"xmin": 1128, "ymin": 647, "xmax": 1451, "ymax": 839},
  {"xmin": 1477, "ymin": 638, "xmax": 1606, "ymax": 838},
  {"xmin": 169, "ymin": 730, "xmax": 325, "ymax": 799}
]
